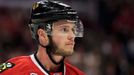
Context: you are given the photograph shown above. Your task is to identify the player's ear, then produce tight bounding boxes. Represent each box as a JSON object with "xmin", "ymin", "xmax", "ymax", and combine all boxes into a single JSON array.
[
  {"xmin": 37, "ymin": 29, "xmax": 49, "ymax": 46},
  {"xmin": 37, "ymin": 29, "xmax": 46, "ymax": 37}
]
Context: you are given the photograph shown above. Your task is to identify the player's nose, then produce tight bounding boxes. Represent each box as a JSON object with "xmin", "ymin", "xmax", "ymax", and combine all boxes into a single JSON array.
[{"xmin": 68, "ymin": 31, "xmax": 75, "ymax": 41}]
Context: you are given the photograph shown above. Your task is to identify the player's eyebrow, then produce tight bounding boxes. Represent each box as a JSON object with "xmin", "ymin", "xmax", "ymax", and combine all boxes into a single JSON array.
[
  {"xmin": 58, "ymin": 25, "xmax": 70, "ymax": 28},
  {"xmin": 55, "ymin": 24, "xmax": 75, "ymax": 30}
]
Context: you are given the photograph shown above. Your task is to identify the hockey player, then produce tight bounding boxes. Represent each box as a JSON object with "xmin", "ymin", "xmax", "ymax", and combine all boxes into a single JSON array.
[{"xmin": 0, "ymin": 0, "xmax": 84, "ymax": 75}]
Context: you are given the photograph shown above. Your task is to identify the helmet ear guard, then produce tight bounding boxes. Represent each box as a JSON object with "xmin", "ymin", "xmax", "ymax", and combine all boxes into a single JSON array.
[
  {"xmin": 28, "ymin": 22, "xmax": 52, "ymax": 40},
  {"xmin": 28, "ymin": 23, "xmax": 37, "ymax": 39}
]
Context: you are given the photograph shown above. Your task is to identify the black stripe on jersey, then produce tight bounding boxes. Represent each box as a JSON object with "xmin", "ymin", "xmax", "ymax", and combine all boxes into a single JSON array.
[{"xmin": 34, "ymin": 53, "xmax": 50, "ymax": 74}]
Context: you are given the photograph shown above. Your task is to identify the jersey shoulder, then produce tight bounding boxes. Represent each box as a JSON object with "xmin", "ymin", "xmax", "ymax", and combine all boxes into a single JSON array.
[
  {"xmin": 65, "ymin": 62, "xmax": 85, "ymax": 75},
  {"xmin": 7, "ymin": 55, "xmax": 31, "ymax": 64},
  {"xmin": 0, "ymin": 56, "xmax": 31, "ymax": 74}
]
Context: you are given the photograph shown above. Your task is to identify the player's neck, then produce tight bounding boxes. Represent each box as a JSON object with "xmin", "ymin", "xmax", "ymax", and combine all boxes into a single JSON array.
[{"xmin": 36, "ymin": 45, "xmax": 63, "ymax": 72}]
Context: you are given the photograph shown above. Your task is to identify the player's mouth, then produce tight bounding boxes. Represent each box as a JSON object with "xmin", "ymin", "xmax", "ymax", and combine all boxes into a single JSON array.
[{"xmin": 66, "ymin": 42, "xmax": 75, "ymax": 46}]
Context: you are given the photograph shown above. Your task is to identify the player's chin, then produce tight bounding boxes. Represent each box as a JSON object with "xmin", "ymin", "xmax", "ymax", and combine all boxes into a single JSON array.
[
  {"xmin": 63, "ymin": 49, "xmax": 74, "ymax": 56},
  {"xmin": 58, "ymin": 49, "xmax": 74, "ymax": 56}
]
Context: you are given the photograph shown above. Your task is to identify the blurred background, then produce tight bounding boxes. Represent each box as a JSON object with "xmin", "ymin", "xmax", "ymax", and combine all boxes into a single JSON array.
[{"xmin": 0, "ymin": 0, "xmax": 134, "ymax": 75}]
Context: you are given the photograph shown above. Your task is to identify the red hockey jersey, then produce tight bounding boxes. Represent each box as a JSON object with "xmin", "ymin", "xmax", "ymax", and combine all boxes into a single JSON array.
[{"xmin": 0, "ymin": 54, "xmax": 84, "ymax": 75}]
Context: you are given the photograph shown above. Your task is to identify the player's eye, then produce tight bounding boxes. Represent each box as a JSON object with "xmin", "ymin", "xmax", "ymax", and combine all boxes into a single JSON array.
[{"xmin": 60, "ymin": 27, "xmax": 69, "ymax": 33}]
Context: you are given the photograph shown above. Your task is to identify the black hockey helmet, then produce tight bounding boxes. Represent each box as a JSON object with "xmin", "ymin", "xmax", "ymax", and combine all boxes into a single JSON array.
[{"xmin": 29, "ymin": 0, "xmax": 84, "ymax": 40}]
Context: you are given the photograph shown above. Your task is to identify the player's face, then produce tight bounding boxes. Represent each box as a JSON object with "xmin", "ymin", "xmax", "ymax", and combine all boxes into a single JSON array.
[{"xmin": 51, "ymin": 20, "xmax": 76, "ymax": 56}]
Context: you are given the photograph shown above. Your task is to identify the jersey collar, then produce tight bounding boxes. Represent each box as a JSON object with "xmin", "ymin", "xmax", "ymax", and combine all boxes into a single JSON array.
[{"xmin": 30, "ymin": 54, "xmax": 66, "ymax": 75}]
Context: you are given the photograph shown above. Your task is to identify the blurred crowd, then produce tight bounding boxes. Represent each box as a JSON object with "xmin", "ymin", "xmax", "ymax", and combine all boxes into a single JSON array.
[{"xmin": 0, "ymin": 0, "xmax": 134, "ymax": 75}]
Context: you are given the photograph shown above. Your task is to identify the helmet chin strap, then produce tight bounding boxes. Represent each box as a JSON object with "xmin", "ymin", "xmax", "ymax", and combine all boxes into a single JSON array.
[{"xmin": 39, "ymin": 36, "xmax": 65, "ymax": 65}]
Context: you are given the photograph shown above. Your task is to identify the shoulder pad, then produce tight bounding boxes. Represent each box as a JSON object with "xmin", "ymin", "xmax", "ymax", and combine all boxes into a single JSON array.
[{"xmin": 0, "ymin": 62, "xmax": 15, "ymax": 73}]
